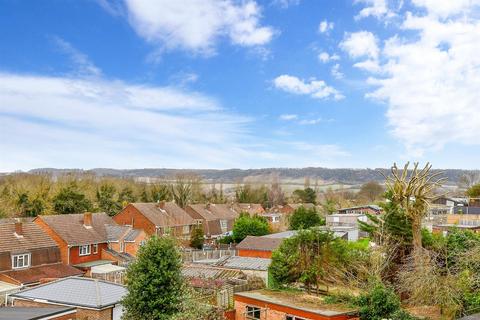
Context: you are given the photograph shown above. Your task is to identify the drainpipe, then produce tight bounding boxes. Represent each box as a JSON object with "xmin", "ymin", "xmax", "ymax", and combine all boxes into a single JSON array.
[{"xmin": 67, "ymin": 245, "xmax": 72, "ymax": 265}]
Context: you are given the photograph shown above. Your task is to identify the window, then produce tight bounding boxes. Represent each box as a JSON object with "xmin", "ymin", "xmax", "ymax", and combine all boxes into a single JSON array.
[
  {"xmin": 220, "ymin": 220, "xmax": 228, "ymax": 231},
  {"xmin": 12, "ymin": 253, "xmax": 30, "ymax": 269},
  {"xmin": 79, "ymin": 245, "xmax": 91, "ymax": 256},
  {"xmin": 120, "ymin": 241, "xmax": 125, "ymax": 253},
  {"xmin": 246, "ymin": 306, "xmax": 261, "ymax": 319},
  {"xmin": 286, "ymin": 316, "xmax": 306, "ymax": 320},
  {"xmin": 93, "ymin": 244, "xmax": 98, "ymax": 254},
  {"xmin": 182, "ymin": 225, "xmax": 190, "ymax": 235},
  {"xmin": 333, "ymin": 216, "xmax": 340, "ymax": 223}
]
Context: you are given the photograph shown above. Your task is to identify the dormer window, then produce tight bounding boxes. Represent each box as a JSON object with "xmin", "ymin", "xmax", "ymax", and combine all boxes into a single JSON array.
[{"xmin": 12, "ymin": 253, "xmax": 30, "ymax": 269}]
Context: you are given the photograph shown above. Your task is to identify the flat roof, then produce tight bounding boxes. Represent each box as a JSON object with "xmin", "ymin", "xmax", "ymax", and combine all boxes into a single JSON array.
[
  {"xmin": 0, "ymin": 307, "xmax": 75, "ymax": 320},
  {"xmin": 235, "ymin": 290, "xmax": 357, "ymax": 316}
]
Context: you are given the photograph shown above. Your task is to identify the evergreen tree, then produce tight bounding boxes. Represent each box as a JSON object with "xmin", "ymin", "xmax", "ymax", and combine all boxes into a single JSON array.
[
  {"xmin": 122, "ymin": 236, "xmax": 185, "ymax": 320},
  {"xmin": 190, "ymin": 226, "xmax": 204, "ymax": 249},
  {"xmin": 289, "ymin": 206, "xmax": 324, "ymax": 230},
  {"xmin": 52, "ymin": 182, "xmax": 92, "ymax": 214},
  {"xmin": 232, "ymin": 213, "xmax": 269, "ymax": 242},
  {"xmin": 96, "ymin": 183, "xmax": 121, "ymax": 216}
]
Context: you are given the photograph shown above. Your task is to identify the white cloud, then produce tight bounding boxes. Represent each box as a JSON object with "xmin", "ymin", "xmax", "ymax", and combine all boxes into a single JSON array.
[
  {"xmin": 271, "ymin": 0, "xmax": 300, "ymax": 9},
  {"xmin": 273, "ymin": 74, "xmax": 344, "ymax": 100},
  {"xmin": 0, "ymin": 72, "xmax": 267, "ymax": 170},
  {"xmin": 318, "ymin": 20, "xmax": 334, "ymax": 34},
  {"xmin": 354, "ymin": 59, "xmax": 381, "ymax": 73},
  {"xmin": 331, "ymin": 64, "xmax": 344, "ymax": 79},
  {"xmin": 279, "ymin": 114, "xmax": 298, "ymax": 120},
  {"xmin": 355, "ymin": 0, "xmax": 396, "ymax": 20},
  {"xmin": 340, "ymin": 31, "xmax": 379, "ymax": 59},
  {"xmin": 123, "ymin": 0, "xmax": 275, "ymax": 56},
  {"xmin": 298, "ymin": 118, "xmax": 325, "ymax": 125},
  {"xmin": 411, "ymin": 0, "xmax": 480, "ymax": 18},
  {"xmin": 359, "ymin": 0, "xmax": 480, "ymax": 155},
  {"xmin": 51, "ymin": 37, "xmax": 102, "ymax": 77},
  {"xmin": 318, "ymin": 52, "xmax": 340, "ymax": 63}
]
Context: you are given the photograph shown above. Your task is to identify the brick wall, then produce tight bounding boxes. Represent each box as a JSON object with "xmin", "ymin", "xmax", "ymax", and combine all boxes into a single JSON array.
[
  {"xmin": 238, "ymin": 249, "xmax": 272, "ymax": 259},
  {"xmin": 14, "ymin": 299, "xmax": 113, "ymax": 320},
  {"xmin": 113, "ymin": 205, "xmax": 156, "ymax": 235},
  {"xmin": 35, "ymin": 217, "xmax": 69, "ymax": 265},
  {"xmin": 234, "ymin": 295, "xmax": 358, "ymax": 320},
  {"xmin": 69, "ymin": 243, "xmax": 108, "ymax": 265}
]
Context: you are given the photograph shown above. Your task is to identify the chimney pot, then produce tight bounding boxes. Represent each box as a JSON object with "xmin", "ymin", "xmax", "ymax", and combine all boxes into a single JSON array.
[
  {"xmin": 84, "ymin": 212, "xmax": 93, "ymax": 228},
  {"xmin": 14, "ymin": 219, "xmax": 23, "ymax": 237}
]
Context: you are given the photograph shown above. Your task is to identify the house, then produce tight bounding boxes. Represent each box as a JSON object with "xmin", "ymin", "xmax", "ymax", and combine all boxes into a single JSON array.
[
  {"xmin": 234, "ymin": 289, "xmax": 358, "ymax": 320},
  {"xmin": 336, "ymin": 205, "xmax": 382, "ymax": 215},
  {"xmin": 278, "ymin": 203, "xmax": 316, "ymax": 215},
  {"xmin": 0, "ymin": 219, "xmax": 83, "ymax": 290},
  {"xmin": 326, "ymin": 213, "xmax": 368, "ymax": 228},
  {"xmin": 233, "ymin": 203, "xmax": 265, "ymax": 216},
  {"xmin": 113, "ymin": 202, "xmax": 196, "ymax": 240},
  {"xmin": 10, "ymin": 277, "xmax": 126, "ymax": 320},
  {"xmin": 446, "ymin": 214, "xmax": 480, "ymax": 225},
  {"xmin": 104, "ymin": 225, "xmax": 147, "ymax": 262},
  {"xmin": 34, "ymin": 212, "xmax": 116, "ymax": 270},
  {"xmin": 259, "ymin": 213, "xmax": 282, "ymax": 225},
  {"xmin": 432, "ymin": 197, "xmax": 468, "ymax": 207},
  {"xmin": 186, "ymin": 203, "xmax": 238, "ymax": 238},
  {"xmin": 0, "ymin": 307, "xmax": 77, "ymax": 320}
]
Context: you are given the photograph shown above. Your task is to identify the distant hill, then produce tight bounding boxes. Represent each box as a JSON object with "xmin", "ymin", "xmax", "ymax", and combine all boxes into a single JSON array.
[{"xmin": 25, "ymin": 167, "xmax": 477, "ymax": 186}]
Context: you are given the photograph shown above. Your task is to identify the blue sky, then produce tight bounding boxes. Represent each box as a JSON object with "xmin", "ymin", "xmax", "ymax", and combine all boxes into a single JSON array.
[{"xmin": 1, "ymin": 0, "xmax": 479, "ymax": 171}]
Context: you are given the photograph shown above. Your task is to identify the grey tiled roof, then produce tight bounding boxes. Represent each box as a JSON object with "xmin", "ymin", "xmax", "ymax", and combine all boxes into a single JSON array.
[
  {"xmin": 106, "ymin": 225, "xmax": 131, "ymax": 242},
  {"xmin": 0, "ymin": 307, "xmax": 76, "ymax": 320},
  {"xmin": 215, "ymin": 256, "xmax": 271, "ymax": 271},
  {"xmin": 124, "ymin": 229, "xmax": 141, "ymax": 242},
  {"xmin": 11, "ymin": 277, "xmax": 126, "ymax": 309}
]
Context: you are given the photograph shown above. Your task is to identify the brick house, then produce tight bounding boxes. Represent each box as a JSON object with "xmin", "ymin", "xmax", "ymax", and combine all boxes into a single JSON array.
[
  {"xmin": 11, "ymin": 277, "xmax": 126, "ymax": 320},
  {"xmin": 234, "ymin": 290, "xmax": 358, "ymax": 320},
  {"xmin": 34, "ymin": 213, "xmax": 115, "ymax": 267},
  {"xmin": 113, "ymin": 202, "xmax": 196, "ymax": 239},
  {"xmin": 186, "ymin": 203, "xmax": 238, "ymax": 238},
  {"xmin": 101, "ymin": 225, "xmax": 147, "ymax": 267},
  {"xmin": 0, "ymin": 219, "xmax": 83, "ymax": 288},
  {"xmin": 0, "ymin": 307, "xmax": 77, "ymax": 320},
  {"xmin": 278, "ymin": 203, "xmax": 316, "ymax": 215},
  {"xmin": 233, "ymin": 203, "xmax": 265, "ymax": 216}
]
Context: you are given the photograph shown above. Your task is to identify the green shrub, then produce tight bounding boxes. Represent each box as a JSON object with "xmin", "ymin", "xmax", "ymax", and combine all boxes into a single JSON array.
[{"xmin": 357, "ymin": 282, "xmax": 401, "ymax": 320}]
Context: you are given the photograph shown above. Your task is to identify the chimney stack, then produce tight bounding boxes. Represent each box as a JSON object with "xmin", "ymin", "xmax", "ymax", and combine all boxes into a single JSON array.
[
  {"xmin": 205, "ymin": 203, "xmax": 211, "ymax": 210},
  {"xmin": 158, "ymin": 201, "xmax": 166, "ymax": 209},
  {"xmin": 14, "ymin": 219, "xmax": 23, "ymax": 237},
  {"xmin": 83, "ymin": 212, "xmax": 93, "ymax": 228}
]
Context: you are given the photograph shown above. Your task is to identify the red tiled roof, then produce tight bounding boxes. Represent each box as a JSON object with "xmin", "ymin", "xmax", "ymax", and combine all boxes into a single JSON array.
[
  {"xmin": 0, "ymin": 263, "xmax": 84, "ymax": 285},
  {"xmin": 131, "ymin": 202, "xmax": 195, "ymax": 227},
  {"xmin": 0, "ymin": 220, "xmax": 57, "ymax": 254},
  {"xmin": 38, "ymin": 213, "xmax": 114, "ymax": 245}
]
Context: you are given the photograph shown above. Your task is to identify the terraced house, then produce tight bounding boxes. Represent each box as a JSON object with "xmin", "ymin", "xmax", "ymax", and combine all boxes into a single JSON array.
[
  {"xmin": 0, "ymin": 219, "xmax": 83, "ymax": 294},
  {"xmin": 34, "ymin": 212, "xmax": 117, "ymax": 270},
  {"xmin": 113, "ymin": 202, "xmax": 196, "ymax": 240},
  {"xmin": 186, "ymin": 203, "xmax": 238, "ymax": 239}
]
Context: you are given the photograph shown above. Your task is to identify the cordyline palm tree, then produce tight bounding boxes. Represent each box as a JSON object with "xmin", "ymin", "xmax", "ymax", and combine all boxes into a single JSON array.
[{"xmin": 384, "ymin": 162, "xmax": 445, "ymax": 254}]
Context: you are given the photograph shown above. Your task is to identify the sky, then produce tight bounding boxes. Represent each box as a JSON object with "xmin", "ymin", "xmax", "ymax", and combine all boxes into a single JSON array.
[{"xmin": 1, "ymin": 0, "xmax": 480, "ymax": 171}]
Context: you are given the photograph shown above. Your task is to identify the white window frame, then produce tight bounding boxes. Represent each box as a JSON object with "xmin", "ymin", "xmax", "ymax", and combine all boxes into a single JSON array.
[
  {"xmin": 93, "ymin": 243, "xmax": 98, "ymax": 254},
  {"xmin": 120, "ymin": 241, "xmax": 125, "ymax": 253},
  {"xmin": 182, "ymin": 225, "xmax": 190, "ymax": 235},
  {"xmin": 220, "ymin": 219, "xmax": 228, "ymax": 231},
  {"xmin": 245, "ymin": 306, "xmax": 261, "ymax": 320},
  {"xmin": 12, "ymin": 253, "xmax": 30, "ymax": 269},
  {"xmin": 79, "ymin": 245, "xmax": 91, "ymax": 256}
]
